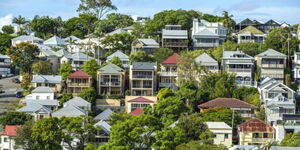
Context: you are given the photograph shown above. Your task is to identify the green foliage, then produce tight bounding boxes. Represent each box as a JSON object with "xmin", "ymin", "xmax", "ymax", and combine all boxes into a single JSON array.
[
  {"xmin": 233, "ymin": 87, "xmax": 260, "ymax": 106},
  {"xmin": 64, "ymin": 14, "xmax": 98, "ymax": 38},
  {"xmin": 0, "ymin": 33, "xmax": 12, "ymax": 54},
  {"xmin": 201, "ymin": 13, "xmax": 224, "ymax": 22},
  {"xmin": 95, "ymin": 13, "xmax": 134, "ymax": 34},
  {"xmin": 1, "ymin": 25, "xmax": 14, "ymax": 34},
  {"xmin": 77, "ymin": 0, "xmax": 117, "ymax": 19},
  {"xmin": 59, "ymin": 93, "xmax": 73, "ymax": 105},
  {"xmin": 79, "ymin": 88, "xmax": 97, "ymax": 104},
  {"xmin": 20, "ymin": 73, "xmax": 32, "ymax": 91},
  {"xmin": 222, "ymin": 11, "xmax": 235, "ymax": 41},
  {"xmin": 58, "ymin": 62, "xmax": 73, "ymax": 80},
  {"xmin": 13, "ymin": 15, "xmax": 28, "ymax": 26},
  {"xmin": 281, "ymin": 132, "xmax": 300, "ymax": 146},
  {"xmin": 200, "ymin": 107, "xmax": 242, "ymax": 127},
  {"xmin": 101, "ymin": 32, "xmax": 135, "ymax": 51},
  {"xmin": 157, "ymin": 88, "xmax": 175, "ymax": 100},
  {"xmin": 153, "ymin": 127, "xmax": 186, "ymax": 150},
  {"xmin": 83, "ymin": 59, "xmax": 100, "ymax": 79},
  {"xmin": 6, "ymin": 42, "xmax": 39, "ymax": 73},
  {"xmin": 14, "ymin": 121, "xmax": 36, "ymax": 150},
  {"xmin": 153, "ymin": 48, "xmax": 174, "ymax": 63},
  {"xmin": 0, "ymin": 112, "xmax": 32, "ymax": 126},
  {"xmin": 107, "ymin": 56, "xmax": 122, "ymax": 67},
  {"xmin": 107, "ymin": 112, "xmax": 131, "ymax": 125},
  {"xmin": 30, "ymin": 16, "xmax": 64, "ymax": 39},
  {"xmin": 129, "ymin": 51, "xmax": 154, "ymax": 62},
  {"xmin": 32, "ymin": 60, "xmax": 53, "ymax": 75},
  {"xmin": 131, "ymin": 23, "xmax": 147, "ymax": 38},
  {"xmin": 176, "ymin": 81, "xmax": 200, "ymax": 111},
  {"xmin": 176, "ymin": 141, "xmax": 228, "ymax": 150},
  {"xmin": 85, "ymin": 143, "xmax": 99, "ymax": 150}
]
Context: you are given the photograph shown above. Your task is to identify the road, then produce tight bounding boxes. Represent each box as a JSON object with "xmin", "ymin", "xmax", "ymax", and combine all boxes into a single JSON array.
[{"xmin": 0, "ymin": 76, "xmax": 22, "ymax": 115}]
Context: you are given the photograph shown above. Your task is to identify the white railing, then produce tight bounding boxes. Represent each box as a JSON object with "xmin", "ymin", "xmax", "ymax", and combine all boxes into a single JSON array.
[
  {"xmin": 159, "ymin": 72, "xmax": 178, "ymax": 76},
  {"xmin": 194, "ymin": 42, "xmax": 219, "ymax": 48},
  {"xmin": 227, "ymin": 68, "xmax": 252, "ymax": 72},
  {"xmin": 261, "ymin": 64, "xmax": 284, "ymax": 68}
]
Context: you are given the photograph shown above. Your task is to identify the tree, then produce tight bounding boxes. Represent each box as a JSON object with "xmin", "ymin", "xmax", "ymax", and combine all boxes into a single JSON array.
[
  {"xmin": 177, "ymin": 52, "xmax": 202, "ymax": 82},
  {"xmin": 0, "ymin": 112, "xmax": 32, "ymax": 126},
  {"xmin": 129, "ymin": 51, "xmax": 154, "ymax": 62},
  {"xmin": 13, "ymin": 15, "xmax": 28, "ymax": 27},
  {"xmin": 6, "ymin": 42, "xmax": 39, "ymax": 73},
  {"xmin": 107, "ymin": 56, "xmax": 122, "ymax": 68},
  {"xmin": 101, "ymin": 32, "xmax": 135, "ymax": 51},
  {"xmin": 31, "ymin": 118, "xmax": 63, "ymax": 150},
  {"xmin": 281, "ymin": 132, "xmax": 300, "ymax": 146},
  {"xmin": 1, "ymin": 25, "xmax": 14, "ymax": 34},
  {"xmin": 14, "ymin": 121, "xmax": 36, "ymax": 150},
  {"xmin": 77, "ymin": 0, "xmax": 117, "ymax": 19},
  {"xmin": 108, "ymin": 112, "xmax": 132, "ymax": 125},
  {"xmin": 153, "ymin": 127, "xmax": 186, "ymax": 150},
  {"xmin": 222, "ymin": 11, "xmax": 235, "ymax": 41},
  {"xmin": 32, "ymin": 60, "xmax": 53, "ymax": 75},
  {"xmin": 64, "ymin": 14, "xmax": 98, "ymax": 38},
  {"xmin": 30, "ymin": 16, "xmax": 64, "ymax": 39},
  {"xmin": 157, "ymin": 88, "xmax": 175, "ymax": 100},
  {"xmin": 0, "ymin": 33, "xmax": 12, "ymax": 54},
  {"xmin": 153, "ymin": 48, "xmax": 173, "ymax": 63},
  {"xmin": 176, "ymin": 140, "xmax": 227, "ymax": 150},
  {"xmin": 83, "ymin": 59, "xmax": 100, "ymax": 79},
  {"xmin": 59, "ymin": 62, "xmax": 73, "ymax": 80},
  {"xmin": 95, "ymin": 13, "xmax": 134, "ymax": 34},
  {"xmin": 100, "ymin": 115, "xmax": 162, "ymax": 150},
  {"xmin": 59, "ymin": 93, "xmax": 73, "ymax": 105},
  {"xmin": 233, "ymin": 87, "xmax": 260, "ymax": 106},
  {"xmin": 20, "ymin": 73, "xmax": 32, "ymax": 91},
  {"xmin": 176, "ymin": 81, "xmax": 200, "ymax": 111},
  {"xmin": 79, "ymin": 88, "xmax": 97, "ymax": 104}
]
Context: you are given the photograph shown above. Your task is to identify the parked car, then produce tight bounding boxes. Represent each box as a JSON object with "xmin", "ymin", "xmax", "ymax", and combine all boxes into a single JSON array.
[
  {"xmin": 15, "ymin": 91, "xmax": 23, "ymax": 98},
  {"xmin": 12, "ymin": 78, "xmax": 20, "ymax": 83},
  {"xmin": 7, "ymin": 74, "xmax": 14, "ymax": 77}
]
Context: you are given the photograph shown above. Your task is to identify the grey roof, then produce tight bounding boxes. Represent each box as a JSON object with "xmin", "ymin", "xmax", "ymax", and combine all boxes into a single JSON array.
[
  {"xmin": 132, "ymin": 62, "xmax": 156, "ymax": 70},
  {"xmin": 52, "ymin": 105, "xmax": 87, "ymax": 117},
  {"xmin": 194, "ymin": 28, "xmax": 219, "ymax": 37},
  {"xmin": 107, "ymin": 26, "xmax": 134, "ymax": 36},
  {"xmin": 32, "ymin": 86, "xmax": 54, "ymax": 93},
  {"xmin": 63, "ymin": 97, "xmax": 91, "ymax": 108},
  {"xmin": 56, "ymin": 49, "xmax": 70, "ymax": 57},
  {"xmin": 107, "ymin": 50, "xmax": 129, "ymax": 61},
  {"xmin": 0, "ymin": 54, "xmax": 9, "ymax": 59},
  {"xmin": 169, "ymin": 120, "xmax": 178, "ymax": 128},
  {"xmin": 44, "ymin": 36, "xmax": 65, "ymax": 45},
  {"xmin": 94, "ymin": 120, "xmax": 111, "ymax": 134},
  {"xmin": 162, "ymin": 29, "xmax": 188, "ymax": 39},
  {"xmin": 69, "ymin": 52, "xmax": 93, "ymax": 61},
  {"xmin": 39, "ymin": 48, "xmax": 61, "ymax": 57},
  {"xmin": 18, "ymin": 103, "xmax": 52, "ymax": 113},
  {"xmin": 24, "ymin": 99, "xmax": 59, "ymax": 106},
  {"xmin": 12, "ymin": 35, "xmax": 43, "ymax": 42},
  {"xmin": 137, "ymin": 39, "xmax": 159, "ymax": 47},
  {"xmin": 267, "ymin": 94, "xmax": 294, "ymax": 108},
  {"xmin": 32, "ymin": 75, "xmax": 62, "ymax": 84},
  {"xmin": 99, "ymin": 63, "xmax": 123, "ymax": 74},
  {"xmin": 195, "ymin": 53, "xmax": 218, "ymax": 66},
  {"xmin": 256, "ymin": 49, "xmax": 286, "ymax": 57},
  {"xmin": 94, "ymin": 108, "xmax": 113, "ymax": 121},
  {"xmin": 36, "ymin": 44, "xmax": 51, "ymax": 50},
  {"xmin": 63, "ymin": 36, "xmax": 81, "ymax": 42},
  {"xmin": 223, "ymin": 51, "xmax": 253, "ymax": 59},
  {"xmin": 270, "ymin": 146, "xmax": 300, "ymax": 150},
  {"xmin": 205, "ymin": 122, "xmax": 232, "ymax": 129}
]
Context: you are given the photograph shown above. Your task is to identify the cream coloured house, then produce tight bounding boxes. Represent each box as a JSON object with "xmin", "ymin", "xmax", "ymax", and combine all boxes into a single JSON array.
[{"xmin": 205, "ymin": 122, "xmax": 232, "ymax": 147}]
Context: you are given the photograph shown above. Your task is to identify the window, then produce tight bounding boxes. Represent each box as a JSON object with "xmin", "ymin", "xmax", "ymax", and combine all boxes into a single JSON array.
[
  {"xmin": 47, "ymin": 96, "xmax": 50, "ymax": 100},
  {"xmin": 263, "ymin": 133, "xmax": 268, "ymax": 138},
  {"xmin": 253, "ymin": 133, "xmax": 259, "ymax": 138},
  {"xmin": 4, "ymin": 137, "xmax": 8, "ymax": 142},
  {"xmin": 225, "ymin": 134, "xmax": 229, "ymax": 139},
  {"xmin": 36, "ymin": 96, "xmax": 40, "ymax": 100}
]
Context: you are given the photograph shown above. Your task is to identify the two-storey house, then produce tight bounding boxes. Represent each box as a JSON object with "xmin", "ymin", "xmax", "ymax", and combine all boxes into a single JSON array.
[
  {"xmin": 67, "ymin": 70, "xmax": 93, "ymax": 95},
  {"xmin": 293, "ymin": 52, "xmax": 300, "ymax": 83},
  {"xmin": 31, "ymin": 75, "xmax": 62, "ymax": 93},
  {"xmin": 273, "ymin": 114, "xmax": 300, "ymax": 142},
  {"xmin": 159, "ymin": 53, "xmax": 179, "ymax": 89},
  {"xmin": 43, "ymin": 35, "xmax": 66, "ymax": 48},
  {"xmin": 205, "ymin": 122, "xmax": 232, "ymax": 148},
  {"xmin": 106, "ymin": 50, "xmax": 129, "ymax": 69},
  {"xmin": 0, "ymin": 54, "xmax": 11, "ymax": 76},
  {"xmin": 97, "ymin": 63, "xmax": 125, "ymax": 95},
  {"xmin": 237, "ymin": 26, "xmax": 266, "ymax": 43},
  {"xmin": 131, "ymin": 39, "xmax": 159, "ymax": 54},
  {"xmin": 129, "ymin": 62, "xmax": 157, "ymax": 96},
  {"xmin": 235, "ymin": 18, "xmax": 281, "ymax": 33},
  {"xmin": 255, "ymin": 49, "xmax": 286, "ymax": 82},
  {"xmin": 192, "ymin": 19, "xmax": 227, "ymax": 49},
  {"xmin": 0, "ymin": 125, "xmax": 21, "ymax": 150},
  {"xmin": 60, "ymin": 52, "xmax": 93, "ymax": 71},
  {"xmin": 162, "ymin": 25, "xmax": 188, "ymax": 51},
  {"xmin": 125, "ymin": 96, "xmax": 157, "ymax": 113},
  {"xmin": 195, "ymin": 53, "xmax": 219, "ymax": 74},
  {"xmin": 222, "ymin": 51, "xmax": 254, "ymax": 86}
]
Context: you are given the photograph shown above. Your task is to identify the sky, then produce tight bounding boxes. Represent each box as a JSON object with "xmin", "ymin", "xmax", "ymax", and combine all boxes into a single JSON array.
[{"xmin": 0, "ymin": 0, "xmax": 300, "ymax": 28}]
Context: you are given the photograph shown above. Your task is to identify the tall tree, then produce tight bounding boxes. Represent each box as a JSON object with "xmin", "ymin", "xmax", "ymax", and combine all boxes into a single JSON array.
[
  {"xmin": 0, "ymin": 33, "xmax": 12, "ymax": 54},
  {"xmin": 101, "ymin": 32, "xmax": 135, "ymax": 51},
  {"xmin": 176, "ymin": 81, "xmax": 200, "ymax": 111},
  {"xmin": 1, "ymin": 25, "xmax": 14, "ymax": 34},
  {"xmin": 32, "ymin": 60, "xmax": 53, "ymax": 75},
  {"xmin": 12, "ymin": 15, "xmax": 28, "ymax": 27},
  {"xmin": 153, "ymin": 127, "xmax": 186, "ymax": 150},
  {"xmin": 281, "ymin": 132, "xmax": 300, "ymax": 146},
  {"xmin": 14, "ymin": 121, "xmax": 36, "ymax": 150},
  {"xmin": 30, "ymin": 16, "xmax": 64, "ymax": 39},
  {"xmin": 77, "ymin": 0, "xmax": 117, "ymax": 19},
  {"xmin": 129, "ymin": 51, "xmax": 154, "ymax": 62},
  {"xmin": 0, "ymin": 112, "xmax": 32, "ymax": 126},
  {"xmin": 83, "ymin": 59, "xmax": 100, "ymax": 79},
  {"xmin": 107, "ymin": 56, "xmax": 122, "ymax": 68},
  {"xmin": 64, "ymin": 14, "xmax": 98, "ymax": 38},
  {"xmin": 6, "ymin": 42, "xmax": 39, "ymax": 73},
  {"xmin": 79, "ymin": 88, "xmax": 97, "ymax": 104},
  {"xmin": 20, "ymin": 73, "xmax": 32, "ymax": 91},
  {"xmin": 58, "ymin": 62, "xmax": 73, "ymax": 80},
  {"xmin": 157, "ymin": 88, "xmax": 175, "ymax": 100},
  {"xmin": 153, "ymin": 48, "xmax": 173, "ymax": 63},
  {"xmin": 222, "ymin": 11, "xmax": 235, "ymax": 41}
]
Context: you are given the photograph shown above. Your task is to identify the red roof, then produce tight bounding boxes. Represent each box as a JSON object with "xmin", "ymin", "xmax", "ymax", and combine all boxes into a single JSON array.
[
  {"xmin": 129, "ymin": 108, "xmax": 144, "ymax": 116},
  {"xmin": 68, "ymin": 70, "xmax": 91, "ymax": 79},
  {"xmin": 128, "ymin": 97, "xmax": 154, "ymax": 103},
  {"xmin": 161, "ymin": 53, "xmax": 179, "ymax": 65},
  {"xmin": 198, "ymin": 98, "xmax": 256, "ymax": 109},
  {"xmin": 238, "ymin": 118, "xmax": 274, "ymax": 133},
  {"xmin": 2, "ymin": 125, "xmax": 21, "ymax": 136}
]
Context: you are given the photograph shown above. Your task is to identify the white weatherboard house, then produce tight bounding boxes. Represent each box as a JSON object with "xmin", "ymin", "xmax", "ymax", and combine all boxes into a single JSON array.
[
  {"xmin": 205, "ymin": 122, "xmax": 232, "ymax": 148},
  {"xmin": 131, "ymin": 38, "xmax": 159, "ymax": 54},
  {"xmin": 162, "ymin": 25, "xmax": 188, "ymax": 51},
  {"xmin": 31, "ymin": 75, "xmax": 62, "ymax": 92},
  {"xmin": 293, "ymin": 51, "xmax": 300, "ymax": 83},
  {"xmin": 60, "ymin": 52, "xmax": 93, "ymax": 71}
]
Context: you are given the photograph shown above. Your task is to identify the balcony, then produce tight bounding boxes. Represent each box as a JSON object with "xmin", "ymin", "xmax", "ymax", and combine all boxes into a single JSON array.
[
  {"xmin": 227, "ymin": 68, "xmax": 252, "ymax": 73},
  {"xmin": 194, "ymin": 42, "xmax": 219, "ymax": 48},
  {"xmin": 163, "ymin": 42, "xmax": 188, "ymax": 48},
  {"xmin": 0, "ymin": 62, "xmax": 10, "ymax": 66},
  {"xmin": 252, "ymin": 138, "xmax": 272, "ymax": 143},
  {"xmin": 132, "ymin": 85, "xmax": 152, "ymax": 89},
  {"xmin": 68, "ymin": 83, "xmax": 90, "ymax": 87},
  {"xmin": 100, "ymin": 82, "xmax": 120, "ymax": 86},
  {"xmin": 159, "ymin": 82, "xmax": 176, "ymax": 88},
  {"xmin": 261, "ymin": 64, "xmax": 284, "ymax": 69},
  {"xmin": 159, "ymin": 72, "xmax": 178, "ymax": 76},
  {"xmin": 132, "ymin": 75, "xmax": 153, "ymax": 79}
]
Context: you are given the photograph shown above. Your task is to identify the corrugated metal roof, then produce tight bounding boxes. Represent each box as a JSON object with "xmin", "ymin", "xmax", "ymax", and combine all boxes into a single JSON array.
[
  {"xmin": 107, "ymin": 50, "xmax": 129, "ymax": 60},
  {"xmin": 99, "ymin": 63, "xmax": 123, "ymax": 74},
  {"xmin": 199, "ymin": 98, "xmax": 256, "ymax": 109},
  {"xmin": 132, "ymin": 62, "xmax": 156, "ymax": 70},
  {"xmin": 238, "ymin": 118, "xmax": 274, "ymax": 132},
  {"xmin": 94, "ymin": 120, "xmax": 111, "ymax": 134},
  {"xmin": 18, "ymin": 103, "xmax": 52, "ymax": 113},
  {"xmin": 205, "ymin": 122, "xmax": 232, "ymax": 129},
  {"xmin": 52, "ymin": 105, "xmax": 87, "ymax": 117},
  {"xmin": 138, "ymin": 39, "xmax": 159, "ymax": 46},
  {"xmin": 195, "ymin": 53, "xmax": 218, "ymax": 66},
  {"xmin": 256, "ymin": 49, "xmax": 286, "ymax": 57},
  {"xmin": 44, "ymin": 36, "xmax": 65, "ymax": 45},
  {"xmin": 24, "ymin": 99, "xmax": 58, "ymax": 106},
  {"xmin": 69, "ymin": 52, "xmax": 93, "ymax": 61},
  {"xmin": 32, "ymin": 75, "xmax": 62, "ymax": 84},
  {"xmin": 64, "ymin": 97, "xmax": 91, "ymax": 108},
  {"xmin": 162, "ymin": 29, "xmax": 188, "ymax": 39},
  {"xmin": 32, "ymin": 86, "xmax": 54, "ymax": 93},
  {"xmin": 12, "ymin": 35, "xmax": 43, "ymax": 42},
  {"xmin": 94, "ymin": 108, "xmax": 114, "ymax": 121}
]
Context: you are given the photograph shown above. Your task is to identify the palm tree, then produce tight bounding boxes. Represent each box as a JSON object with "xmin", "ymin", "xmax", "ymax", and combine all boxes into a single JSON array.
[
  {"xmin": 12, "ymin": 15, "xmax": 28, "ymax": 27},
  {"xmin": 222, "ymin": 11, "xmax": 235, "ymax": 41}
]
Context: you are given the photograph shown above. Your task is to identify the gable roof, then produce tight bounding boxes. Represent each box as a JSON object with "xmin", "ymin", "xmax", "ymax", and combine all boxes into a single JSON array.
[
  {"xmin": 1, "ymin": 125, "xmax": 21, "ymax": 136},
  {"xmin": 68, "ymin": 70, "xmax": 91, "ymax": 79},
  {"xmin": 129, "ymin": 107, "xmax": 144, "ymax": 116},
  {"xmin": 162, "ymin": 29, "xmax": 188, "ymax": 39},
  {"xmin": 18, "ymin": 103, "xmax": 52, "ymax": 113},
  {"xmin": 205, "ymin": 122, "xmax": 232, "ymax": 129},
  {"xmin": 24, "ymin": 99, "xmax": 59, "ymax": 106},
  {"xmin": 64, "ymin": 97, "xmax": 91, "ymax": 108},
  {"xmin": 56, "ymin": 49, "xmax": 70, "ymax": 57},
  {"xmin": 32, "ymin": 75, "xmax": 62, "ymax": 84},
  {"xmin": 107, "ymin": 50, "xmax": 129, "ymax": 61},
  {"xmin": 69, "ymin": 52, "xmax": 93, "ymax": 61},
  {"xmin": 95, "ymin": 108, "xmax": 114, "ymax": 121},
  {"xmin": 256, "ymin": 49, "xmax": 286, "ymax": 57},
  {"xmin": 94, "ymin": 120, "xmax": 111, "ymax": 134},
  {"xmin": 52, "ymin": 105, "xmax": 87, "ymax": 117},
  {"xmin": 39, "ymin": 48, "xmax": 61, "ymax": 57},
  {"xmin": 132, "ymin": 62, "xmax": 156, "ymax": 70},
  {"xmin": 32, "ymin": 86, "xmax": 54, "ymax": 93},
  {"xmin": 12, "ymin": 35, "xmax": 43, "ymax": 42},
  {"xmin": 161, "ymin": 53, "xmax": 179, "ymax": 65},
  {"xmin": 44, "ymin": 36, "xmax": 65, "ymax": 45},
  {"xmin": 198, "ymin": 98, "xmax": 256, "ymax": 109},
  {"xmin": 238, "ymin": 25, "xmax": 264, "ymax": 34},
  {"xmin": 259, "ymin": 77, "xmax": 294, "ymax": 93},
  {"xmin": 238, "ymin": 118, "xmax": 273, "ymax": 132},
  {"xmin": 195, "ymin": 53, "xmax": 218, "ymax": 66},
  {"xmin": 99, "ymin": 63, "xmax": 123, "ymax": 74},
  {"xmin": 136, "ymin": 38, "xmax": 159, "ymax": 47},
  {"xmin": 128, "ymin": 97, "xmax": 154, "ymax": 103}
]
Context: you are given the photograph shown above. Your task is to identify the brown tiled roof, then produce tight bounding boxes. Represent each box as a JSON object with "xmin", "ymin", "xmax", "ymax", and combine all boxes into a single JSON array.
[
  {"xmin": 128, "ymin": 97, "xmax": 154, "ymax": 103},
  {"xmin": 198, "ymin": 98, "xmax": 256, "ymax": 109},
  {"xmin": 129, "ymin": 108, "xmax": 144, "ymax": 116},
  {"xmin": 68, "ymin": 70, "xmax": 91, "ymax": 79},
  {"xmin": 1, "ymin": 125, "xmax": 21, "ymax": 136},
  {"xmin": 238, "ymin": 118, "xmax": 274, "ymax": 132},
  {"xmin": 161, "ymin": 53, "xmax": 179, "ymax": 65}
]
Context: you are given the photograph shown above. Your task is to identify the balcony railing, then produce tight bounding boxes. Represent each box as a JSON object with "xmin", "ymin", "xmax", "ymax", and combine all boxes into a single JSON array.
[
  {"xmin": 252, "ymin": 138, "xmax": 272, "ymax": 143},
  {"xmin": 261, "ymin": 64, "xmax": 284, "ymax": 68},
  {"xmin": 68, "ymin": 83, "xmax": 90, "ymax": 87},
  {"xmin": 100, "ymin": 82, "xmax": 120, "ymax": 86},
  {"xmin": 163, "ymin": 42, "xmax": 188, "ymax": 47},
  {"xmin": 227, "ymin": 68, "xmax": 252, "ymax": 72},
  {"xmin": 194, "ymin": 43, "xmax": 219, "ymax": 48},
  {"xmin": 159, "ymin": 72, "xmax": 178, "ymax": 76},
  {"xmin": 0, "ymin": 62, "xmax": 10, "ymax": 66},
  {"xmin": 132, "ymin": 85, "xmax": 152, "ymax": 88},
  {"xmin": 159, "ymin": 82, "xmax": 176, "ymax": 87},
  {"xmin": 132, "ymin": 75, "xmax": 153, "ymax": 79}
]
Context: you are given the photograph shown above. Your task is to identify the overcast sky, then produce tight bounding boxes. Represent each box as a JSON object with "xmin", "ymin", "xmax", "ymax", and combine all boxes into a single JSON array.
[{"xmin": 0, "ymin": 0, "xmax": 300, "ymax": 28}]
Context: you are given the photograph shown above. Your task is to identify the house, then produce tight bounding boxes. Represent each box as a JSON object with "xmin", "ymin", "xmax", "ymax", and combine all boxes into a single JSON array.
[
  {"xmin": 292, "ymin": 52, "xmax": 300, "ymax": 83},
  {"xmin": 106, "ymin": 50, "xmax": 129, "ymax": 69},
  {"xmin": 222, "ymin": 51, "xmax": 254, "ymax": 86},
  {"xmin": 162, "ymin": 25, "xmax": 188, "ymax": 51},
  {"xmin": 125, "ymin": 96, "xmax": 157, "ymax": 113},
  {"xmin": 198, "ymin": 98, "xmax": 256, "ymax": 117},
  {"xmin": 0, "ymin": 125, "xmax": 21, "ymax": 150},
  {"xmin": 94, "ymin": 120, "xmax": 111, "ymax": 144},
  {"xmin": 238, "ymin": 118, "xmax": 274, "ymax": 145},
  {"xmin": 63, "ymin": 35, "xmax": 81, "ymax": 43},
  {"xmin": 131, "ymin": 38, "xmax": 159, "ymax": 54},
  {"xmin": 129, "ymin": 62, "xmax": 157, "ymax": 96},
  {"xmin": 43, "ymin": 35, "xmax": 66, "ymax": 48},
  {"xmin": 31, "ymin": 75, "xmax": 62, "ymax": 93},
  {"xmin": 67, "ymin": 70, "xmax": 93, "ymax": 95},
  {"xmin": 191, "ymin": 19, "xmax": 227, "ymax": 49},
  {"xmin": 255, "ymin": 49, "xmax": 286, "ymax": 82},
  {"xmin": 235, "ymin": 18, "xmax": 281, "ymax": 33},
  {"xmin": 0, "ymin": 54, "xmax": 11, "ymax": 76},
  {"xmin": 106, "ymin": 26, "xmax": 134, "ymax": 36},
  {"xmin": 63, "ymin": 97, "xmax": 91, "ymax": 111},
  {"xmin": 17, "ymin": 103, "xmax": 52, "ymax": 120},
  {"xmin": 37, "ymin": 46, "xmax": 61, "ymax": 74},
  {"xmin": 195, "ymin": 53, "xmax": 219, "ymax": 73},
  {"xmin": 52, "ymin": 105, "xmax": 88, "ymax": 118},
  {"xmin": 60, "ymin": 52, "xmax": 93, "ymax": 71},
  {"xmin": 205, "ymin": 122, "xmax": 232, "ymax": 147},
  {"xmin": 237, "ymin": 26, "xmax": 266, "ymax": 43},
  {"xmin": 97, "ymin": 63, "xmax": 125, "ymax": 95},
  {"xmin": 25, "ymin": 86, "xmax": 55, "ymax": 100},
  {"xmin": 159, "ymin": 53, "xmax": 179, "ymax": 89},
  {"xmin": 11, "ymin": 35, "xmax": 43, "ymax": 46},
  {"xmin": 94, "ymin": 108, "xmax": 114, "ymax": 121},
  {"xmin": 273, "ymin": 114, "xmax": 300, "ymax": 142}
]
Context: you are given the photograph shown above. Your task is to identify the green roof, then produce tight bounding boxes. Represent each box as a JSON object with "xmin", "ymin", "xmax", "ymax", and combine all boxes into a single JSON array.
[{"xmin": 238, "ymin": 25, "xmax": 264, "ymax": 34}]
